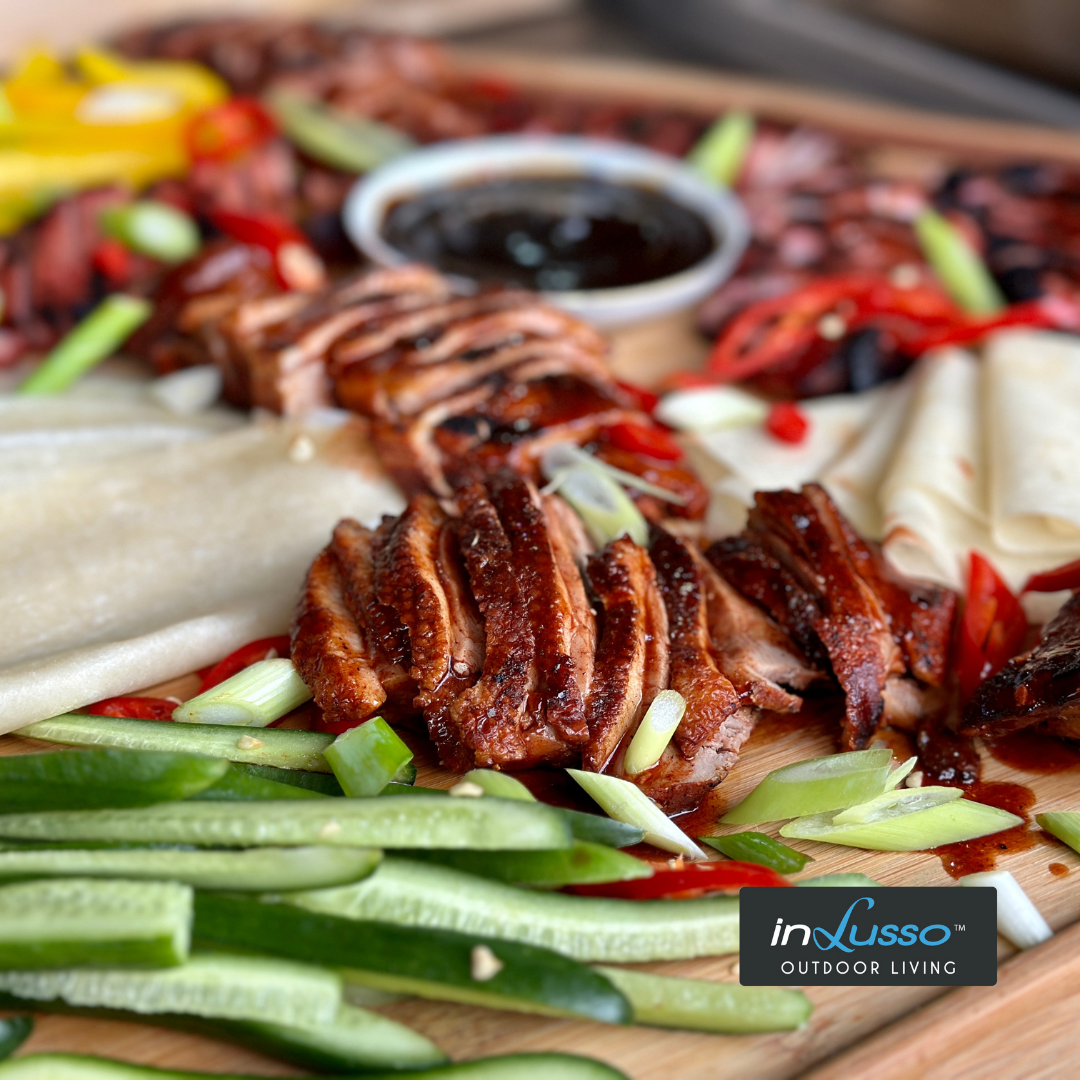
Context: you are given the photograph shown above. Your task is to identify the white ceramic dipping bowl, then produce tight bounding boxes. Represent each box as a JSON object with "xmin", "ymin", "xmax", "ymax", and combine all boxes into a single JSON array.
[{"xmin": 342, "ymin": 134, "xmax": 750, "ymax": 328}]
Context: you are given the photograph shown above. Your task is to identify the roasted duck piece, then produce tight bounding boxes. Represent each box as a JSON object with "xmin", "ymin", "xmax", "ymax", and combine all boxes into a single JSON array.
[
  {"xmin": 962, "ymin": 592, "xmax": 1080, "ymax": 739},
  {"xmin": 708, "ymin": 483, "xmax": 957, "ymax": 750},
  {"xmin": 294, "ymin": 478, "xmax": 815, "ymax": 809}
]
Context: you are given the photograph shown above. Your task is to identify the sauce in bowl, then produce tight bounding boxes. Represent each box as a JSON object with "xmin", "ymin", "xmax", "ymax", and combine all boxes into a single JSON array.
[{"xmin": 380, "ymin": 175, "xmax": 717, "ymax": 291}]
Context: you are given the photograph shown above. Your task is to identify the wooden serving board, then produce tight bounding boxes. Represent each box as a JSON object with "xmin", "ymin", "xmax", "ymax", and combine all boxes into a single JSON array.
[{"xmin": 6, "ymin": 44, "xmax": 1080, "ymax": 1080}]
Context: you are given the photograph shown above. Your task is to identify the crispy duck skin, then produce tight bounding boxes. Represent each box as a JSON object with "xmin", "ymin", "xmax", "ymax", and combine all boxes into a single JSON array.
[
  {"xmin": 648, "ymin": 527, "xmax": 742, "ymax": 756},
  {"xmin": 748, "ymin": 489, "xmax": 903, "ymax": 750},
  {"xmin": 328, "ymin": 519, "xmax": 416, "ymax": 718},
  {"xmin": 488, "ymin": 472, "xmax": 590, "ymax": 745},
  {"xmin": 291, "ymin": 549, "xmax": 388, "ymax": 726},
  {"xmin": 583, "ymin": 537, "xmax": 656, "ymax": 772},
  {"xmin": 690, "ymin": 545, "xmax": 816, "ymax": 713},
  {"xmin": 801, "ymin": 483, "xmax": 957, "ymax": 687},
  {"xmin": 450, "ymin": 483, "xmax": 569, "ymax": 766},
  {"xmin": 962, "ymin": 592, "xmax": 1080, "ymax": 738},
  {"xmin": 373, "ymin": 495, "xmax": 484, "ymax": 770}
]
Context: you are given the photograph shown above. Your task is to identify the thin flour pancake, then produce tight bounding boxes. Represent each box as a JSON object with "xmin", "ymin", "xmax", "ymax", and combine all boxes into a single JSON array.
[
  {"xmin": 986, "ymin": 330, "xmax": 1080, "ymax": 557},
  {"xmin": 0, "ymin": 417, "xmax": 402, "ymax": 731}
]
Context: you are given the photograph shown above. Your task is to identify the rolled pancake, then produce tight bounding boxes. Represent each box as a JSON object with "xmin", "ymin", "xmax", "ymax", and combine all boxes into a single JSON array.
[
  {"xmin": 986, "ymin": 330, "xmax": 1080, "ymax": 557},
  {"xmin": 0, "ymin": 418, "xmax": 402, "ymax": 731},
  {"xmin": 685, "ymin": 387, "xmax": 890, "ymax": 538}
]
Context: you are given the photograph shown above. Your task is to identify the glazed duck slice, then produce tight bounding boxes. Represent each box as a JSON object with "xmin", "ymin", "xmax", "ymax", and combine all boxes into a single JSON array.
[
  {"xmin": 291, "ymin": 548, "xmax": 389, "ymax": 727},
  {"xmin": 373, "ymin": 493, "xmax": 484, "ymax": 770},
  {"xmin": 963, "ymin": 592, "xmax": 1080, "ymax": 738},
  {"xmin": 747, "ymin": 489, "xmax": 903, "ymax": 749},
  {"xmin": 450, "ymin": 482, "xmax": 569, "ymax": 767},
  {"xmin": 583, "ymin": 536, "xmax": 669, "ymax": 772},
  {"xmin": 690, "ymin": 545, "xmax": 817, "ymax": 713},
  {"xmin": 487, "ymin": 472, "xmax": 591, "ymax": 746}
]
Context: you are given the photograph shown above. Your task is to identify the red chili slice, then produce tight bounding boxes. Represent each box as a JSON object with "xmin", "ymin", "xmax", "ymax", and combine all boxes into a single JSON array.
[
  {"xmin": 206, "ymin": 209, "xmax": 325, "ymax": 291},
  {"xmin": 91, "ymin": 239, "xmax": 134, "ymax": 285},
  {"xmin": 85, "ymin": 696, "xmax": 177, "ymax": 721},
  {"xmin": 199, "ymin": 635, "xmax": 292, "ymax": 694},
  {"xmin": 765, "ymin": 401, "xmax": 810, "ymax": 444},
  {"xmin": 186, "ymin": 97, "xmax": 277, "ymax": 163},
  {"xmin": 614, "ymin": 380, "xmax": 661, "ymax": 415},
  {"xmin": 957, "ymin": 552, "xmax": 1028, "ymax": 699},
  {"xmin": 1023, "ymin": 557, "xmax": 1080, "ymax": 594},
  {"xmin": 600, "ymin": 421, "xmax": 683, "ymax": 461},
  {"xmin": 570, "ymin": 859, "xmax": 791, "ymax": 899}
]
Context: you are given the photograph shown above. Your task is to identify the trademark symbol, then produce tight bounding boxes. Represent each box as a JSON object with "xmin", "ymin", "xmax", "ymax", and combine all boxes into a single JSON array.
[{"xmin": 954, "ymin": 924, "xmax": 965, "ymax": 932}]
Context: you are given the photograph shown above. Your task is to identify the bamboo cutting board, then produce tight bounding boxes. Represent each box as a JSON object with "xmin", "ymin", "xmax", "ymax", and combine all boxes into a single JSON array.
[{"xmin": 5, "ymin": 43, "xmax": 1080, "ymax": 1080}]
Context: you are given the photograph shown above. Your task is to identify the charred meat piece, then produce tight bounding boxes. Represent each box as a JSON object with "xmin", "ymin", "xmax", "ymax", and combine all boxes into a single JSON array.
[
  {"xmin": 649, "ymin": 527, "xmax": 742, "ymax": 756},
  {"xmin": 451, "ymin": 482, "xmax": 568, "ymax": 767},
  {"xmin": 962, "ymin": 592, "xmax": 1080, "ymax": 738},
  {"xmin": 583, "ymin": 537, "xmax": 667, "ymax": 772},
  {"xmin": 748, "ymin": 488, "xmax": 903, "ymax": 749},
  {"xmin": 690, "ymin": 545, "xmax": 818, "ymax": 713},
  {"xmin": 291, "ymin": 549, "xmax": 388, "ymax": 727},
  {"xmin": 487, "ymin": 472, "xmax": 590, "ymax": 745},
  {"xmin": 373, "ymin": 494, "xmax": 484, "ymax": 770},
  {"xmin": 801, "ymin": 483, "xmax": 956, "ymax": 687}
]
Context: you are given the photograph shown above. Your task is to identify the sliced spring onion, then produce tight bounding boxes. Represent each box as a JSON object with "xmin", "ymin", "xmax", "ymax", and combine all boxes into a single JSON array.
[
  {"xmin": 0, "ymin": 952, "xmax": 340, "ymax": 1029},
  {"xmin": 541, "ymin": 443, "xmax": 685, "ymax": 504},
  {"xmin": 780, "ymin": 787, "xmax": 1023, "ymax": 851},
  {"xmin": 149, "ymin": 366, "xmax": 223, "ymax": 415},
  {"xmin": 1036, "ymin": 811, "xmax": 1080, "ymax": 855},
  {"xmin": 266, "ymin": 88, "xmax": 415, "ymax": 173},
  {"xmin": 884, "ymin": 755, "xmax": 918, "ymax": 791},
  {"xmin": 460, "ymin": 769, "xmax": 535, "ymax": 802},
  {"xmin": 171, "ymin": 659, "xmax": 311, "ymax": 727},
  {"xmin": 721, "ymin": 749, "xmax": 893, "ymax": 824},
  {"xmin": 797, "ymin": 873, "xmax": 883, "ymax": 888},
  {"xmin": 567, "ymin": 769, "xmax": 705, "ymax": 860},
  {"xmin": 700, "ymin": 832, "xmax": 812, "ymax": 874},
  {"xmin": 323, "ymin": 718, "xmax": 414, "ymax": 798},
  {"xmin": 654, "ymin": 386, "xmax": 768, "ymax": 434},
  {"xmin": 544, "ymin": 465, "xmax": 649, "ymax": 548},
  {"xmin": 17, "ymin": 296, "xmax": 152, "ymax": 395},
  {"xmin": 100, "ymin": 201, "xmax": 200, "ymax": 263},
  {"xmin": 687, "ymin": 110, "xmax": 756, "ymax": 187},
  {"xmin": 957, "ymin": 870, "xmax": 1052, "ymax": 950},
  {"xmin": 595, "ymin": 966, "xmax": 810, "ymax": 1033},
  {"xmin": 914, "ymin": 208, "xmax": 1005, "ymax": 315},
  {"xmin": 623, "ymin": 691, "xmax": 686, "ymax": 776}
]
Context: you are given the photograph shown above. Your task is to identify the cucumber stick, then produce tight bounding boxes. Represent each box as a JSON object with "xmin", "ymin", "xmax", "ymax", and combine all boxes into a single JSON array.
[
  {"xmin": 237, "ymin": 764, "xmax": 344, "ymax": 797},
  {"xmin": 0, "ymin": 1018, "xmax": 32, "ymax": 1062},
  {"xmin": 0, "ymin": 878, "xmax": 191, "ymax": 969},
  {"xmin": 405, "ymin": 843, "xmax": 652, "ymax": 888},
  {"xmin": 0, "ymin": 1052, "xmax": 628, "ymax": 1080},
  {"xmin": 284, "ymin": 857, "xmax": 739, "ymax": 962},
  {"xmin": 189, "ymin": 764, "xmax": 325, "ymax": 802},
  {"xmin": 0, "ymin": 796, "xmax": 571, "ymax": 851},
  {"xmin": 0, "ymin": 845, "xmax": 380, "ymax": 891},
  {"xmin": 194, "ymin": 893, "xmax": 631, "ymax": 1025},
  {"xmin": 0, "ymin": 952, "xmax": 340, "ymax": 1029},
  {"xmin": 18, "ymin": 715, "xmax": 335, "ymax": 772},
  {"xmin": 0, "ymin": 995, "xmax": 441, "ymax": 1074},
  {"xmin": 0, "ymin": 751, "xmax": 228, "ymax": 811},
  {"xmin": 594, "ymin": 967, "xmax": 811, "ymax": 1034}
]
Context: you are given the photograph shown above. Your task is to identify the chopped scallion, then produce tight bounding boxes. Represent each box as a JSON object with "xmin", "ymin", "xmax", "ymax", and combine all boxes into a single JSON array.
[
  {"xmin": 883, "ymin": 755, "xmax": 918, "ymax": 790},
  {"xmin": 654, "ymin": 386, "xmax": 768, "ymax": 433},
  {"xmin": 567, "ymin": 769, "xmax": 705, "ymax": 860},
  {"xmin": 171, "ymin": 659, "xmax": 311, "ymax": 727},
  {"xmin": 17, "ymin": 295, "xmax": 152, "ymax": 395},
  {"xmin": 1036, "ymin": 811, "xmax": 1080, "ymax": 856},
  {"xmin": 324, "ymin": 718, "xmax": 415, "ymax": 798},
  {"xmin": 797, "ymin": 873, "xmax": 882, "ymax": 887},
  {"xmin": 545, "ymin": 465, "xmax": 649, "ymax": 548},
  {"xmin": 721, "ymin": 749, "xmax": 893, "ymax": 824},
  {"xmin": 100, "ymin": 200, "xmax": 201, "ymax": 263},
  {"xmin": 957, "ymin": 870, "xmax": 1052, "ymax": 950},
  {"xmin": 623, "ymin": 691, "xmax": 686, "ymax": 776},
  {"xmin": 700, "ymin": 831, "xmax": 812, "ymax": 874},
  {"xmin": 914, "ymin": 208, "xmax": 1005, "ymax": 315},
  {"xmin": 460, "ymin": 770, "xmax": 536, "ymax": 802},
  {"xmin": 687, "ymin": 111, "xmax": 755, "ymax": 187}
]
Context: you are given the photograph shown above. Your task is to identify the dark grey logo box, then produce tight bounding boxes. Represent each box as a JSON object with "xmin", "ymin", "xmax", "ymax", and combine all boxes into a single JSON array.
[{"xmin": 739, "ymin": 887, "xmax": 998, "ymax": 987}]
